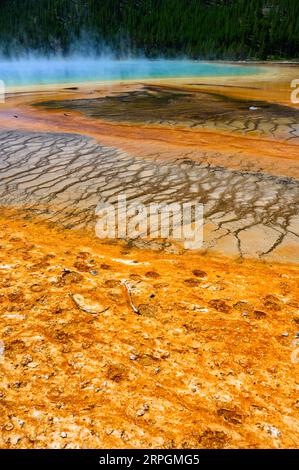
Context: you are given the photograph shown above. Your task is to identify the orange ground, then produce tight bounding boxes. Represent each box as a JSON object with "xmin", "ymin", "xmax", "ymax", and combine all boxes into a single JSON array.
[{"xmin": 0, "ymin": 64, "xmax": 298, "ymax": 448}]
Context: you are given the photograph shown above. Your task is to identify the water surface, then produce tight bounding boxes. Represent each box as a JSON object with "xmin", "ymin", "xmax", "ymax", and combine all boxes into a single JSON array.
[{"xmin": 0, "ymin": 57, "xmax": 260, "ymax": 87}]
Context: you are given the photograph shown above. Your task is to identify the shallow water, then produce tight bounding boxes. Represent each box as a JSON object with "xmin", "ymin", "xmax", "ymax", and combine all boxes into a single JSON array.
[{"xmin": 0, "ymin": 57, "xmax": 260, "ymax": 87}]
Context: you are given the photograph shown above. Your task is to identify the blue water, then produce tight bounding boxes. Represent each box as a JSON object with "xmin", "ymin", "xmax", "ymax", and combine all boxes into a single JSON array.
[{"xmin": 0, "ymin": 56, "xmax": 260, "ymax": 87}]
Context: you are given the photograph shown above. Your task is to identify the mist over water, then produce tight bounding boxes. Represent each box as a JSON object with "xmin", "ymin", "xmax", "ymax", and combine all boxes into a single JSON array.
[{"xmin": 0, "ymin": 53, "xmax": 260, "ymax": 87}]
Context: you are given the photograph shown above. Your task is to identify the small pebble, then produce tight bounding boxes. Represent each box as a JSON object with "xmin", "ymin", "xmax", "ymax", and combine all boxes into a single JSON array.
[
  {"xmin": 61, "ymin": 432, "xmax": 67, "ymax": 438},
  {"xmin": 281, "ymin": 332, "xmax": 289, "ymax": 337}
]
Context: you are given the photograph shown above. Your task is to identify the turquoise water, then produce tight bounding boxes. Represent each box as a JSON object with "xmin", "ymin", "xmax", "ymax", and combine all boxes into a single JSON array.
[{"xmin": 0, "ymin": 57, "xmax": 260, "ymax": 87}]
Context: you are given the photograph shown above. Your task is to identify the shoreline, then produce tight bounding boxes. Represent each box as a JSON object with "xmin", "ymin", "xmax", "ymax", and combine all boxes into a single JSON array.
[{"xmin": 1, "ymin": 206, "xmax": 299, "ymax": 267}]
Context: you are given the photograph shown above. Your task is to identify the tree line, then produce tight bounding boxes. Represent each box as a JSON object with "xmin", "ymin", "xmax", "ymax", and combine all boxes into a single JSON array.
[{"xmin": 0, "ymin": 0, "xmax": 298, "ymax": 59}]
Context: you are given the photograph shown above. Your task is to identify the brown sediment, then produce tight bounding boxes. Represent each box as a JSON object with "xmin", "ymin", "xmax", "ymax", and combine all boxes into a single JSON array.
[{"xmin": 0, "ymin": 208, "xmax": 298, "ymax": 449}]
